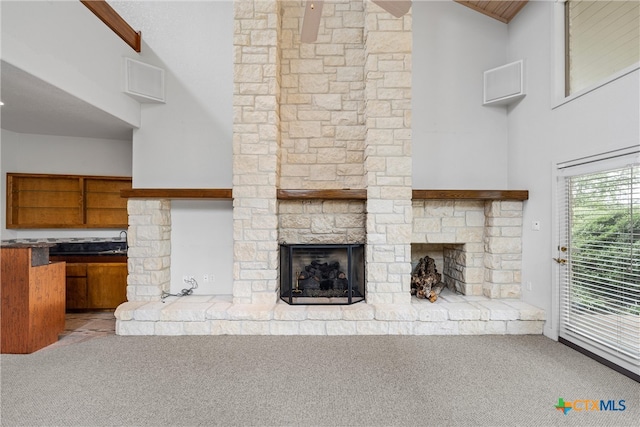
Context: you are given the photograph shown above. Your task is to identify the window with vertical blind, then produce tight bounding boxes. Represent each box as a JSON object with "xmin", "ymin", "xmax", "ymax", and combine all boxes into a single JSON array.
[
  {"xmin": 565, "ymin": 0, "xmax": 640, "ymax": 96},
  {"xmin": 557, "ymin": 147, "xmax": 639, "ymax": 379}
]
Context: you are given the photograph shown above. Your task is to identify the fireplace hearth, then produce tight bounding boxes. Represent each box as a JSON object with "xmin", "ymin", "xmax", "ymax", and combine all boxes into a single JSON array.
[{"xmin": 280, "ymin": 244, "xmax": 365, "ymax": 305}]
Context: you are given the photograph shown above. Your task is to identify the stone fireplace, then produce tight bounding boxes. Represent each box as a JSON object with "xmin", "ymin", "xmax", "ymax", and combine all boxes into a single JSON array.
[{"xmin": 115, "ymin": 0, "xmax": 544, "ymax": 336}]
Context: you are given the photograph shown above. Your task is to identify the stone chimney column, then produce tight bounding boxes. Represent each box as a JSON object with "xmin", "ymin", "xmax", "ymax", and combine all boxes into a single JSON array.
[
  {"xmin": 126, "ymin": 199, "xmax": 171, "ymax": 301},
  {"xmin": 363, "ymin": 2, "xmax": 413, "ymax": 304},
  {"xmin": 233, "ymin": 0, "xmax": 281, "ymax": 304}
]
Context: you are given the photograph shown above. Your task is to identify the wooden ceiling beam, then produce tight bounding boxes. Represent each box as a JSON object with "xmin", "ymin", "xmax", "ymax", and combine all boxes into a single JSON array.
[{"xmin": 81, "ymin": 0, "xmax": 141, "ymax": 52}]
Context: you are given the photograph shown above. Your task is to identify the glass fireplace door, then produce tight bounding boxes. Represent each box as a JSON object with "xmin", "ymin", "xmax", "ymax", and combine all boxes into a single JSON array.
[{"xmin": 280, "ymin": 244, "xmax": 365, "ymax": 305}]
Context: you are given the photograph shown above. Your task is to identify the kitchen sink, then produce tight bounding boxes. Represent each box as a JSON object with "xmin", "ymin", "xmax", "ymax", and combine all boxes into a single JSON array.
[{"xmin": 49, "ymin": 241, "xmax": 128, "ymax": 256}]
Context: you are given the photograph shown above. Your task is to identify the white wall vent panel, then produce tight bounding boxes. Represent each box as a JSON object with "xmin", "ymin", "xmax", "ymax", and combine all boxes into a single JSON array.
[
  {"xmin": 483, "ymin": 60, "xmax": 525, "ymax": 106},
  {"xmin": 124, "ymin": 58, "xmax": 165, "ymax": 103}
]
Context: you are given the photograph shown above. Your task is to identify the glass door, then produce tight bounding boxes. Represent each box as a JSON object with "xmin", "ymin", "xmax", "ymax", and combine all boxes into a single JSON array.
[{"xmin": 557, "ymin": 153, "xmax": 639, "ymax": 379}]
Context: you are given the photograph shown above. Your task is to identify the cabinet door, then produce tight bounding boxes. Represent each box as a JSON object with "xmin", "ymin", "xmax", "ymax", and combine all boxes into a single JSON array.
[
  {"xmin": 7, "ymin": 175, "xmax": 82, "ymax": 227},
  {"xmin": 84, "ymin": 179, "xmax": 130, "ymax": 227},
  {"xmin": 65, "ymin": 263, "xmax": 88, "ymax": 310},
  {"xmin": 87, "ymin": 264, "xmax": 128, "ymax": 309}
]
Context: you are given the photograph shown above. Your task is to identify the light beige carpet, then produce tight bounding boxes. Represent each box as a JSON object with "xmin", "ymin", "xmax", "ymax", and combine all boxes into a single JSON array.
[{"xmin": 1, "ymin": 333, "xmax": 638, "ymax": 426}]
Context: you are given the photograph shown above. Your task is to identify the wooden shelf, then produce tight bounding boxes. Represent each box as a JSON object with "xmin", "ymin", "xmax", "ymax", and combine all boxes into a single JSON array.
[
  {"xmin": 120, "ymin": 188, "xmax": 233, "ymax": 199},
  {"xmin": 119, "ymin": 188, "xmax": 528, "ymax": 201},
  {"xmin": 412, "ymin": 190, "xmax": 529, "ymax": 201},
  {"xmin": 277, "ymin": 189, "xmax": 367, "ymax": 200}
]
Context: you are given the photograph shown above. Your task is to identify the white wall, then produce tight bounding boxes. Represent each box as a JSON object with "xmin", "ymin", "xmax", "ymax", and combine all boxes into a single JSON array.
[
  {"xmin": 412, "ymin": 1, "xmax": 509, "ymax": 189},
  {"xmin": 110, "ymin": 0, "xmax": 233, "ymax": 188},
  {"xmin": 0, "ymin": 129, "xmax": 133, "ymax": 240},
  {"xmin": 170, "ymin": 200, "xmax": 233, "ymax": 295},
  {"xmin": 110, "ymin": 1, "xmax": 234, "ymax": 295},
  {"xmin": 506, "ymin": 1, "xmax": 640, "ymax": 338},
  {"xmin": 0, "ymin": 0, "xmax": 140, "ymax": 128}
]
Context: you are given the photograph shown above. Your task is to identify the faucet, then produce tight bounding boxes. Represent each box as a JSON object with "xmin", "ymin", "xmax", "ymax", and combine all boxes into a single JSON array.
[{"xmin": 119, "ymin": 230, "xmax": 128, "ymax": 243}]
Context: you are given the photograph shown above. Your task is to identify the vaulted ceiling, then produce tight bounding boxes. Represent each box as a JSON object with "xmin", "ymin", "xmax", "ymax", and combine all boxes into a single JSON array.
[
  {"xmin": 455, "ymin": 1, "xmax": 529, "ymax": 24},
  {"xmin": 1, "ymin": 1, "xmax": 531, "ymax": 141}
]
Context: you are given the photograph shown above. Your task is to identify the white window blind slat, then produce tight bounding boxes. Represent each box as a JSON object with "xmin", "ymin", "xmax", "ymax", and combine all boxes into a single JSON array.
[
  {"xmin": 566, "ymin": 0, "xmax": 640, "ymax": 95},
  {"xmin": 572, "ymin": 3, "xmax": 638, "ymax": 51}
]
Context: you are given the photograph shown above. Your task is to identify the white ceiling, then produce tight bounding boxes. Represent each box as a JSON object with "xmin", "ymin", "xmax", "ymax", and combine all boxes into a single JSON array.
[{"xmin": 0, "ymin": 60, "xmax": 135, "ymax": 141}]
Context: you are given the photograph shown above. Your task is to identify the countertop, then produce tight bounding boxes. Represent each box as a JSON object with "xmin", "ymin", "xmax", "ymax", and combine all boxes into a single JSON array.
[{"xmin": 1, "ymin": 242, "xmax": 56, "ymax": 249}]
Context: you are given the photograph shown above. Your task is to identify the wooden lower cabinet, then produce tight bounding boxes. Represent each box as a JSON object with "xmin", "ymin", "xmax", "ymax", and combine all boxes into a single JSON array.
[
  {"xmin": 65, "ymin": 262, "xmax": 127, "ymax": 310},
  {"xmin": 65, "ymin": 264, "xmax": 88, "ymax": 309},
  {"xmin": 87, "ymin": 264, "xmax": 127, "ymax": 309}
]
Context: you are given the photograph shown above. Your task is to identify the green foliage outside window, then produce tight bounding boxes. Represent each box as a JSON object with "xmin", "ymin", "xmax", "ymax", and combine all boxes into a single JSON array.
[{"xmin": 568, "ymin": 167, "xmax": 639, "ymax": 315}]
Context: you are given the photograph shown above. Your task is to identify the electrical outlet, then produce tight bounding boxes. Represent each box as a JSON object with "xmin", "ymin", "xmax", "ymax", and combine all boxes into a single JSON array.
[
  {"xmin": 182, "ymin": 275, "xmax": 194, "ymax": 283},
  {"xmin": 526, "ymin": 281, "xmax": 532, "ymax": 291},
  {"xmin": 204, "ymin": 274, "xmax": 216, "ymax": 283},
  {"xmin": 532, "ymin": 220, "xmax": 541, "ymax": 231}
]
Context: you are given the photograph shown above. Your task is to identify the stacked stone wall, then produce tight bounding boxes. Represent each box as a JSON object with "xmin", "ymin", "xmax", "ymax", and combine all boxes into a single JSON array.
[
  {"xmin": 126, "ymin": 199, "xmax": 171, "ymax": 301},
  {"xmin": 364, "ymin": 2, "xmax": 413, "ymax": 304},
  {"xmin": 483, "ymin": 201, "xmax": 523, "ymax": 298},
  {"xmin": 233, "ymin": 0, "xmax": 281, "ymax": 304},
  {"xmin": 279, "ymin": 0, "xmax": 366, "ymax": 189},
  {"xmin": 278, "ymin": 200, "xmax": 365, "ymax": 244}
]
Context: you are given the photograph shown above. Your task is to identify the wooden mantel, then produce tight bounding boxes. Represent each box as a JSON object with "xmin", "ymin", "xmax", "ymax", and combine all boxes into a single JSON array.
[
  {"xmin": 121, "ymin": 188, "xmax": 528, "ymax": 201},
  {"xmin": 121, "ymin": 188, "xmax": 232, "ymax": 199},
  {"xmin": 412, "ymin": 189, "xmax": 529, "ymax": 201},
  {"xmin": 277, "ymin": 189, "xmax": 367, "ymax": 200}
]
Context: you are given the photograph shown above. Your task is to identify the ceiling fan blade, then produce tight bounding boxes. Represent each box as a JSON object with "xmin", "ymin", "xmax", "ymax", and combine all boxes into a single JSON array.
[
  {"xmin": 300, "ymin": 0, "xmax": 324, "ymax": 43},
  {"xmin": 371, "ymin": 0, "xmax": 412, "ymax": 18}
]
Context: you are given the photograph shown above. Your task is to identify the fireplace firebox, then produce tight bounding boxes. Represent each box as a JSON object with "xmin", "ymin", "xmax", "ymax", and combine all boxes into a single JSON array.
[{"xmin": 280, "ymin": 244, "xmax": 365, "ymax": 305}]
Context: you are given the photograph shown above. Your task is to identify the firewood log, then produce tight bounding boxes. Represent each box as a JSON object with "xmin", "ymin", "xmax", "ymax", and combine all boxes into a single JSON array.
[{"xmin": 411, "ymin": 256, "xmax": 445, "ymax": 303}]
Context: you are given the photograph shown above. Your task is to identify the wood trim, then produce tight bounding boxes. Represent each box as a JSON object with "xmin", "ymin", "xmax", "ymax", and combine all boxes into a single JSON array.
[
  {"xmin": 6, "ymin": 172, "xmax": 132, "ymax": 181},
  {"xmin": 412, "ymin": 190, "xmax": 529, "ymax": 201},
  {"xmin": 277, "ymin": 189, "xmax": 367, "ymax": 200},
  {"xmin": 120, "ymin": 189, "xmax": 233, "ymax": 199},
  {"xmin": 454, "ymin": 1, "xmax": 529, "ymax": 24},
  {"xmin": 120, "ymin": 188, "xmax": 528, "ymax": 201},
  {"xmin": 81, "ymin": 0, "xmax": 141, "ymax": 52}
]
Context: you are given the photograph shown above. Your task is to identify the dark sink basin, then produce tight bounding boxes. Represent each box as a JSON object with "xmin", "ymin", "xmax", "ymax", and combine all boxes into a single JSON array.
[{"xmin": 50, "ymin": 241, "xmax": 127, "ymax": 256}]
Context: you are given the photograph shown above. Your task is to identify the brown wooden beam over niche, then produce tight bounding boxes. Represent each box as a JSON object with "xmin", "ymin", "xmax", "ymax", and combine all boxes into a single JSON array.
[
  {"xmin": 81, "ymin": 0, "xmax": 141, "ymax": 52},
  {"xmin": 277, "ymin": 189, "xmax": 368, "ymax": 200},
  {"xmin": 120, "ymin": 189, "xmax": 233, "ymax": 199},
  {"xmin": 412, "ymin": 190, "xmax": 529, "ymax": 201},
  {"xmin": 119, "ymin": 188, "xmax": 528, "ymax": 201}
]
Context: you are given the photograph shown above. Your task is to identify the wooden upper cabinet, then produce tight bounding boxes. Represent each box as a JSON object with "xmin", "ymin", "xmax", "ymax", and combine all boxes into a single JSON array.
[
  {"xmin": 7, "ymin": 175, "xmax": 83, "ymax": 226},
  {"xmin": 6, "ymin": 173, "xmax": 132, "ymax": 229},
  {"xmin": 84, "ymin": 178, "xmax": 130, "ymax": 227}
]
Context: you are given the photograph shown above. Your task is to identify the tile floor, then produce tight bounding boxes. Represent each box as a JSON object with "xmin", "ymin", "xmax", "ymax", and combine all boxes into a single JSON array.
[{"xmin": 46, "ymin": 311, "xmax": 116, "ymax": 350}]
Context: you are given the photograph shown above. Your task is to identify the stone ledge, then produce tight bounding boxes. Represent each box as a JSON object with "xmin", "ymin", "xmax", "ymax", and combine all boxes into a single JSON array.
[{"xmin": 115, "ymin": 293, "xmax": 545, "ymax": 336}]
